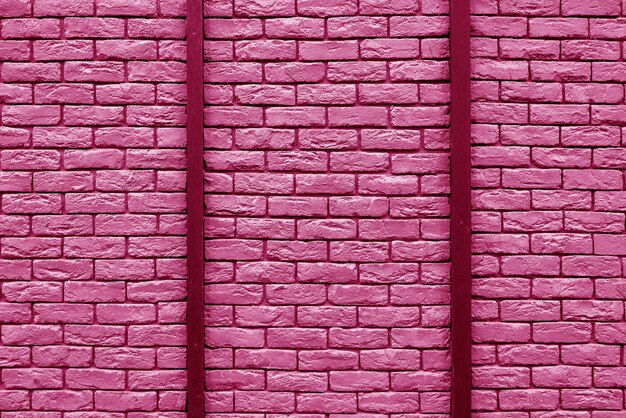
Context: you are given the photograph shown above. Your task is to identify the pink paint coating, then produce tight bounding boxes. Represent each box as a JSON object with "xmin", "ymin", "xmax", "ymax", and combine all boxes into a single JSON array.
[
  {"xmin": 203, "ymin": 0, "xmax": 452, "ymax": 414},
  {"xmin": 470, "ymin": 0, "xmax": 626, "ymax": 414},
  {"xmin": 0, "ymin": 0, "xmax": 625, "ymax": 415},
  {"xmin": 0, "ymin": 0, "xmax": 188, "ymax": 414}
]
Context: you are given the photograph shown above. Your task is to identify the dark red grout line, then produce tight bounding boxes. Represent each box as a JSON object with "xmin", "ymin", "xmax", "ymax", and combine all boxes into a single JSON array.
[
  {"xmin": 449, "ymin": 0, "xmax": 472, "ymax": 416},
  {"xmin": 186, "ymin": 0, "xmax": 205, "ymax": 414}
]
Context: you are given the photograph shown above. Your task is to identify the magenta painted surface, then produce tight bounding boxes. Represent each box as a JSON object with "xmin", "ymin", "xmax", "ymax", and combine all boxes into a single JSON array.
[
  {"xmin": 0, "ymin": 0, "xmax": 625, "ymax": 415},
  {"xmin": 0, "ymin": 0, "xmax": 189, "ymax": 415},
  {"xmin": 470, "ymin": 0, "xmax": 626, "ymax": 414},
  {"xmin": 203, "ymin": 0, "xmax": 454, "ymax": 413},
  {"xmin": 202, "ymin": 0, "xmax": 453, "ymax": 414}
]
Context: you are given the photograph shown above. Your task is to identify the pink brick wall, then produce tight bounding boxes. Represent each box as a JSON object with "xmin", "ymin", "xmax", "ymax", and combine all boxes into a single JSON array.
[
  {"xmin": 0, "ymin": 0, "xmax": 188, "ymax": 415},
  {"xmin": 203, "ymin": 0, "xmax": 452, "ymax": 414},
  {"xmin": 470, "ymin": 0, "xmax": 626, "ymax": 414},
  {"xmin": 1, "ymin": 0, "xmax": 625, "ymax": 415}
]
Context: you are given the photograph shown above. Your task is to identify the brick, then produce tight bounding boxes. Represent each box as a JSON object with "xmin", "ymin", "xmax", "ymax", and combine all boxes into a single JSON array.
[
  {"xmin": 33, "ymin": 40, "xmax": 93, "ymax": 60},
  {"xmin": 359, "ymin": 0, "xmax": 418, "ymax": 15},
  {"xmin": 266, "ymin": 17, "xmax": 324, "ymax": 38},
  {"xmin": 562, "ymin": 0, "xmax": 620, "ymax": 16},
  {"xmin": 329, "ymin": 16, "xmax": 387, "ymax": 38},
  {"xmin": 472, "ymin": 16, "xmax": 527, "ymax": 37},
  {"xmin": 3, "ymin": 19, "xmax": 62, "ymax": 39},
  {"xmin": 31, "ymin": 390, "xmax": 93, "ymax": 411},
  {"xmin": 64, "ymin": 62, "xmax": 124, "ymax": 82},
  {"xmin": 95, "ymin": 391, "xmax": 157, "ymax": 411},
  {"xmin": 234, "ymin": 0, "xmax": 295, "ymax": 16},
  {"xmin": 265, "ymin": 62, "xmax": 325, "ymax": 83},
  {"xmin": 0, "ymin": 0, "xmax": 31, "ymax": 17},
  {"xmin": 531, "ymin": 61, "xmax": 591, "ymax": 81},
  {"xmin": 300, "ymin": 41, "xmax": 358, "ymax": 61},
  {"xmin": 561, "ymin": 389, "xmax": 623, "ymax": 409},
  {"xmin": 390, "ymin": 61, "xmax": 449, "ymax": 81},
  {"xmin": 96, "ymin": 0, "xmax": 157, "ymax": 16},
  {"xmin": 529, "ymin": 18, "xmax": 589, "ymax": 38},
  {"xmin": 298, "ymin": 0, "xmax": 356, "ymax": 16},
  {"xmin": 500, "ymin": 0, "xmax": 559, "ymax": 15},
  {"xmin": 499, "ymin": 389, "xmax": 559, "ymax": 410},
  {"xmin": 359, "ymin": 392, "xmax": 420, "ymax": 413},
  {"xmin": 3, "ymin": 105, "xmax": 61, "ymax": 125},
  {"xmin": 236, "ymin": 40, "xmax": 296, "ymax": 61},
  {"xmin": 65, "ymin": 17, "xmax": 125, "ymax": 38},
  {"xmin": 33, "ymin": 346, "xmax": 93, "ymax": 367}
]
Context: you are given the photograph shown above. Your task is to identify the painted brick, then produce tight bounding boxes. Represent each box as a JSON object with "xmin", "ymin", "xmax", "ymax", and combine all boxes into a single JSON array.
[
  {"xmin": 0, "ymin": 0, "xmax": 187, "ymax": 413},
  {"xmin": 470, "ymin": 1, "xmax": 626, "ymax": 414},
  {"xmin": 1, "ymin": 0, "xmax": 623, "ymax": 415},
  {"xmin": 202, "ymin": 0, "xmax": 451, "ymax": 414}
]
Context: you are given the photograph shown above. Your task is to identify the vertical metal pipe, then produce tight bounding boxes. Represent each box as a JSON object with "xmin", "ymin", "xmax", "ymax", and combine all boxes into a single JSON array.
[
  {"xmin": 449, "ymin": 0, "xmax": 472, "ymax": 415},
  {"xmin": 186, "ymin": 0, "xmax": 205, "ymax": 414}
]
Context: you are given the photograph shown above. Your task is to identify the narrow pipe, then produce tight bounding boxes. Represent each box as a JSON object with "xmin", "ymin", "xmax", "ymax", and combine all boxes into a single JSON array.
[
  {"xmin": 449, "ymin": 0, "xmax": 472, "ymax": 415},
  {"xmin": 186, "ymin": 0, "xmax": 205, "ymax": 414}
]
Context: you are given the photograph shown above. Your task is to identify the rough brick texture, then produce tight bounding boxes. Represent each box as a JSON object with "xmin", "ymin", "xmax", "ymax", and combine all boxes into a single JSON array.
[
  {"xmin": 0, "ymin": 0, "xmax": 188, "ymax": 415},
  {"xmin": 3, "ymin": 0, "xmax": 626, "ymax": 415},
  {"xmin": 470, "ymin": 0, "xmax": 626, "ymax": 415},
  {"xmin": 203, "ymin": 0, "xmax": 452, "ymax": 414}
]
